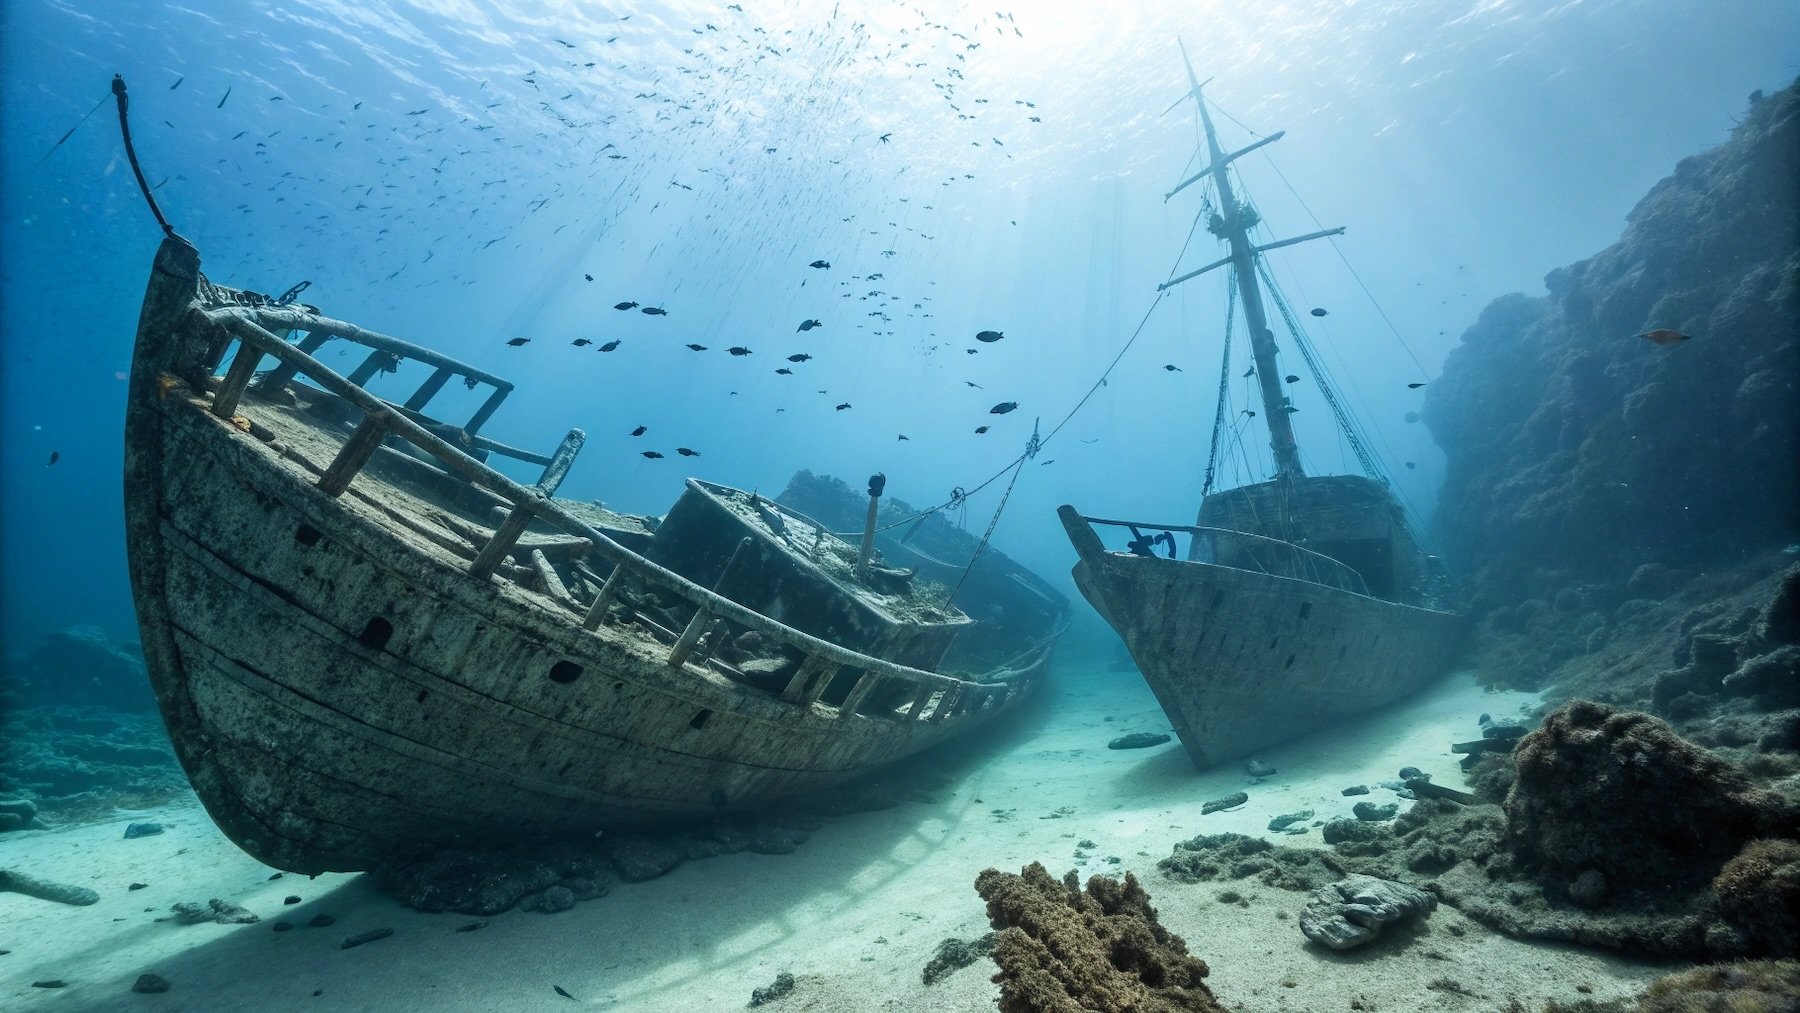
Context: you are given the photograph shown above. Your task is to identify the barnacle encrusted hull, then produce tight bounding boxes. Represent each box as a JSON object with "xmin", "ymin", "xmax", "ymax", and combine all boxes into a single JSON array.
[{"xmin": 124, "ymin": 238, "xmax": 1052, "ymax": 874}]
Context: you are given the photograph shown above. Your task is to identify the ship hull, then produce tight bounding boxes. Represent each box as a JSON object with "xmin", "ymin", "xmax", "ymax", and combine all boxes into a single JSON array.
[
  {"xmin": 124, "ymin": 240, "xmax": 1047, "ymax": 874},
  {"xmin": 1060, "ymin": 507, "xmax": 1463, "ymax": 769}
]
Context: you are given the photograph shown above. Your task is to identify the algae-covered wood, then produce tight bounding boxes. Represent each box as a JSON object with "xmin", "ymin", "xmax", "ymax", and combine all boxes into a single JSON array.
[{"xmin": 123, "ymin": 237, "xmax": 1054, "ymax": 873}]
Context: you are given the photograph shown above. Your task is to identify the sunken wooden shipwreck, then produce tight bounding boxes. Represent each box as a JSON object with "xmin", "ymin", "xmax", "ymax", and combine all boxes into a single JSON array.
[
  {"xmin": 1060, "ymin": 477, "xmax": 1465, "ymax": 770},
  {"xmin": 123, "ymin": 237, "xmax": 1058, "ymax": 874}
]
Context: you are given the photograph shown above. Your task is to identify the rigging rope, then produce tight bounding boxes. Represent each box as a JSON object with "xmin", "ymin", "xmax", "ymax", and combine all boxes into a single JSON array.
[
  {"xmin": 1201, "ymin": 267, "xmax": 1239, "ymax": 496},
  {"xmin": 110, "ymin": 76, "xmax": 183, "ymax": 241},
  {"xmin": 1256, "ymin": 259, "xmax": 1382, "ymax": 482}
]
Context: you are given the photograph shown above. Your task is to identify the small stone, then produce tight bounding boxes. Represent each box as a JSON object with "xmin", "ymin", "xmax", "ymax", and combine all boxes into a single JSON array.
[
  {"xmin": 308, "ymin": 913, "xmax": 335, "ymax": 928},
  {"xmin": 1397, "ymin": 766, "xmax": 1426, "ymax": 781},
  {"xmin": 1202, "ymin": 791, "xmax": 1248, "ymax": 815},
  {"xmin": 32, "ymin": 979, "xmax": 67, "ymax": 988},
  {"xmin": 1243, "ymin": 759, "xmax": 1278, "ymax": 777},
  {"xmin": 1299, "ymin": 874, "xmax": 1437, "ymax": 950},
  {"xmin": 1341, "ymin": 785, "xmax": 1370, "ymax": 796},
  {"xmin": 123, "ymin": 822, "xmax": 165, "ymax": 839},
  {"xmin": 129, "ymin": 882, "xmax": 148, "ymax": 891},
  {"xmin": 1353, "ymin": 801, "xmax": 1398, "ymax": 822},
  {"xmin": 1107, "ymin": 732, "xmax": 1171, "ymax": 750},
  {"xmin": 339, "ymin": 927, "xmax": 394, "ymax": 949},
  {"xmin": 283, "ymin": 895, "xmax": 301, "ymax": 905},
  {"xmin": 272, "ymin": 921, "xmax": 294, "ymax": 932},
  {"xmin": 1267, "ymin": 810, "xmax": 1313, "ymax": 832},
  {"xmin": 268, "ymin": 872, "xmax": 283, "ymax": 880},
  {"xmin": 132, "ymin": 973, "xmax": 171, "ymax": 994},
  {"xmin": 749, "ymin": 971, "xmax": 795, "ymax": 1006}
]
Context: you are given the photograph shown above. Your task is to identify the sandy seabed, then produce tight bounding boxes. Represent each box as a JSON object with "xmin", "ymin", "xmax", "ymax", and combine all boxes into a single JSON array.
[{"xmin": 1, "ymin": 663, "xmax": 1671, "ymax": 1012}]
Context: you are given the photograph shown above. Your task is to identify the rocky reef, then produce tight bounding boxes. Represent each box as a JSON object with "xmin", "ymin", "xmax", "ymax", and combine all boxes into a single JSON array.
[
  {"xmin": 974, "ymin": 862, "xmax": 1224, "ymax": 1013},
  {"xmin": 1425, "ymin": 80, "xmax": 1799, "ymax": 696},
  {"xmin": 1158, "ymin": 700, "xmax": 1800, "ymax": 961}
]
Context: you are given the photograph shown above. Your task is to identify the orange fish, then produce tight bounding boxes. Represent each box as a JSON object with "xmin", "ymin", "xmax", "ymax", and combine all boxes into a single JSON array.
[{"xmin": 1638, "ymin": 328, "xmax": 1691, "ymax": 346}]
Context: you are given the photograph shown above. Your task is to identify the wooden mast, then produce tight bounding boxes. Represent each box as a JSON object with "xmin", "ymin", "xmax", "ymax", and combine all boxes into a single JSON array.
[{"xmin": 1159, "ymin": 42, "xmax": 1345, "ymax": 487}]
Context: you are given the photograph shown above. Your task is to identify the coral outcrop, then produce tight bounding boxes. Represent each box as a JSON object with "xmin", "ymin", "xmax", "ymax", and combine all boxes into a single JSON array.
[
  {"xmin": 1505, "ymin": 701, "xmax": 1800, "ymax": 892},
  {"xmin": 974, "ymin": 862, "xmax": 1224, "ymax": 1013}
]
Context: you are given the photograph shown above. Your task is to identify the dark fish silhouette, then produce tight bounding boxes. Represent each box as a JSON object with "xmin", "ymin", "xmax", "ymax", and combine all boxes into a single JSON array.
[
  {"xmin": 641, "ymin": 451, "xmax": 664, "ymax": 459},
  {"xmin": 598, "ymin": 340, "xmax": 620, "ymax": 352},
  {"xmin": 641, "ymin": 306, "xmax": 667, "ymax": 316},
  {"xmin": 584, "ymin": 274, "xmax": 593, "ymax": 281},
  {"xmin": 835, "ymin": 402, "xmax": 851, "ymax": 411},
  {"xmin": 797, "ymin": 319, "xmax": 821, "ymax": 332},
  {"xmin": 989, "ymin": 402, "xmax": 1017, "ymax": 414},
  {"xmin": 629, "ymin": 426, "xmax": 647, "ymax": 436},
  {"xmin": 878, "ymin": 132, "xmax": 891, "ymax": 143},
  {"xmin": 965, "ymin": 348, "xmax": 978, "ymax": 355},
  {"xmin": 1638, "ymin": 328, "xmax": 1691, "ymax": 346},
  {"xmin": 975, "ymin": 330, "xmax": 1003, "ymax": 343},
  {"xmin": 1242, "ymin": 410, "xmax": 1257, "ymax": 418},
  {"xmin": 170, "ymin": 77, "xmax": 183, "ymax": 90},
  {"xmin": 1407, "ymin": 382, "xmax": 1426, "ymax": 389},
  {"xmin": 727, "ymin": 346, "xmax": 752, "ymax": 356},
  {"xmin": 975, "ymin": 425, "xmax": 990, "ymax": 434},
  {"xmin": 1310, "ymin": 307, "xmax": 1328, "ymax": 317},
  {"xmin": 571, "ymin": 338, "xmax": 592, "ymax": 347},
  {"xmin": 964, "ymin": 381, "xmax": 983, "ymax": 389},
  {"xmin": 775, "ymin": 368, "xmax": 793, "ymax": 375},
  {"xmin": 555, "ymin": 985, "xmax": 574, "ymax": 1000},
  {"xmin": 47, "ymin": 451, "xmax": 60, "ymax": 467},
  {"xmin": 786, "ymin": 353, "xmax": 812, "ymax": 362},
  {"xmin": 1163, "ymin": 364, "xmax": 1181, "ymax": 372},
  {"xmin": 685, "ymin": 343, "xmax": 707, "ymax": 351},
  {"xmin": 1284, "ymin": 374, "xmax": 1300, "ymax": 383},
  {"xmin": 898, "ymin": 434, "xmax": 910, "ymax": 441},
  {"xmin": 506, "ymin": 337, "xmax": 530, "ymax": 346},
  {"xmin": 676, "ymin": 448, "xmax": 700, "ymax": 457},
  {"xmin": 1405, "ymin": 462, "xmax": 1416, "ymax": 469},
  {"xmin": 809, "ymin": 260, "xmax": 830, "ymax": 269},
  {"xmin": 217, "ymin": 86, "xmax": 231, "ymax": 108},
  {"xmin": 613, "ymin": 301, "xmax": 638, "ymax": 310}
]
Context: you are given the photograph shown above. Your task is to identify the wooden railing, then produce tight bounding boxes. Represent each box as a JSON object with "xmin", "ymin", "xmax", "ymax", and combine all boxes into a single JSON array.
[
  {"xmin": 1076, "ymin": 513, "xmax": 1371, "ymax": 597},
  {"xmin": 204, "ymin": 306, "xmax": 1043, "ymax": 724}
]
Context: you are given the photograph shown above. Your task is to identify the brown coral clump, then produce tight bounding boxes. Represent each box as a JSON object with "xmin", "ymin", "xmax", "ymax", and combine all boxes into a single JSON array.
[
  {"xmin": 974, "ymin": 862, "xmax": 1225, "ymax": 1013},
  {"xmin": 1713, "ymin": 839, "xmax": 1800, "ymax": 957},
  {"xmin": 1505, "ymin": 701, "xmax": 1800, "ymax": 891}
]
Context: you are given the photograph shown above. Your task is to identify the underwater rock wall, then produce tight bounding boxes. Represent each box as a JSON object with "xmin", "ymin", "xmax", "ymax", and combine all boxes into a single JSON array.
[{"xmin": 1426, "ymin": 80, "xmax": 1800, "ymax": 621}]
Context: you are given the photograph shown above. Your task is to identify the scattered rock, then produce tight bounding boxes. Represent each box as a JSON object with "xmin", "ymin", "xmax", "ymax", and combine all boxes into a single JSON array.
[
  {"xmin": 1107, "ymin": 732, "xmax": 1170, "ymax": 750},
  {"xmin": 123, "ymin": 822, "xmax": 164, "ymax": 839},
  {"xmin": 128, "ymin": 882, "xmax": 147, "ymax": 891},
  {"xmin": 1353, "ymin": 802, "xmax": 1399, "ymax": 822},
  {"xmin": 520, "ymin": 885, "xmax": 577, "ymax": 914},
  {"xmin": 1267, "ymin": 811, "xmax": 1312, "ymax": 832},
  {"xmin": 748, "ymin": 971, "xmax": 794, "ymax": 1006},
  {"xmin": 308, "ymin": 913, "xmax": 335, "ymax": 928},
  {"xmin": 1341, "ymin": 785, "xmax": 1370, "ymax": 796},
  {"xmin": 975, "ymin": 862, "xmax": 1225, "ymax": 1012},
  {"xmin": 339, "ymin": 928, "xmax": 394, "ymax": 949},
  {"xmin": 169, "ymin": 899, "xmax": 257, "ymax": 925},
  {"xmin": 1298, "ymin": 874, "xmax": 1437, "ymax": 950},
  {"xmin": 283, "ymin": 895, "xmax": 300, "ymax": 905},
  {"xmin": 1243, "ymin": 759, "xmax": 1277, "ymax": 778},
  {"xmin": 132, "ymin": 973, "xmax": 170, "ymax": 994},
  {"xmin": 921, "ymin": 934, "xmax": 995, "ymax": 985},
  {"xmin": 1201, "ymin": 792, "xmax": 1247, "ymax": 815},
  {"xmin": 32, "ymin": 979, "xmax": 67, "ymax": 988},
  {"xmin": 1713, "ymin": 838, "xmax": 1800, "ymax": 955}
]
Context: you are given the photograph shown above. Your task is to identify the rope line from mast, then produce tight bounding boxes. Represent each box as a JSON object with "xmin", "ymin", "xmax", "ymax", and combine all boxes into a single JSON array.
[
  {"xmin": 1201, "ymin": 268, "xmax": 1239, "ymax": 497},
  {"xmin": 1256, "ymin": 259, "xmax": 1381, "ymax": 482}
]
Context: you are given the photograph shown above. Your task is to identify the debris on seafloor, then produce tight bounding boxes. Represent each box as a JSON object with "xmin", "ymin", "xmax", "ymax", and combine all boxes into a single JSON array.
[
  {"xmin": 974, "ymin": 862, "xmax": 1226, "ymax": 1012},
  {"xmin": 0, "ymin": 868, "xmax": 99, "ymax": 906},
  {"xmin": 1201, "ymin": 792, "xmax": 1248, "ymax": 815},
  {"xmin": 1298, "ymin": 874, "xmax": 1437, "ymax": 950},
  {"xmin": 1107, "ymin": 731, "xmax": 1171, "ymax": 750}
]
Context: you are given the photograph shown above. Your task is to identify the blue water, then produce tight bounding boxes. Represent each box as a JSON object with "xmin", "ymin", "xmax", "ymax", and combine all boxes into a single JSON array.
[{"xmin": 1, "ymin": 0, "xmax": 1794, "ymax": 649}]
